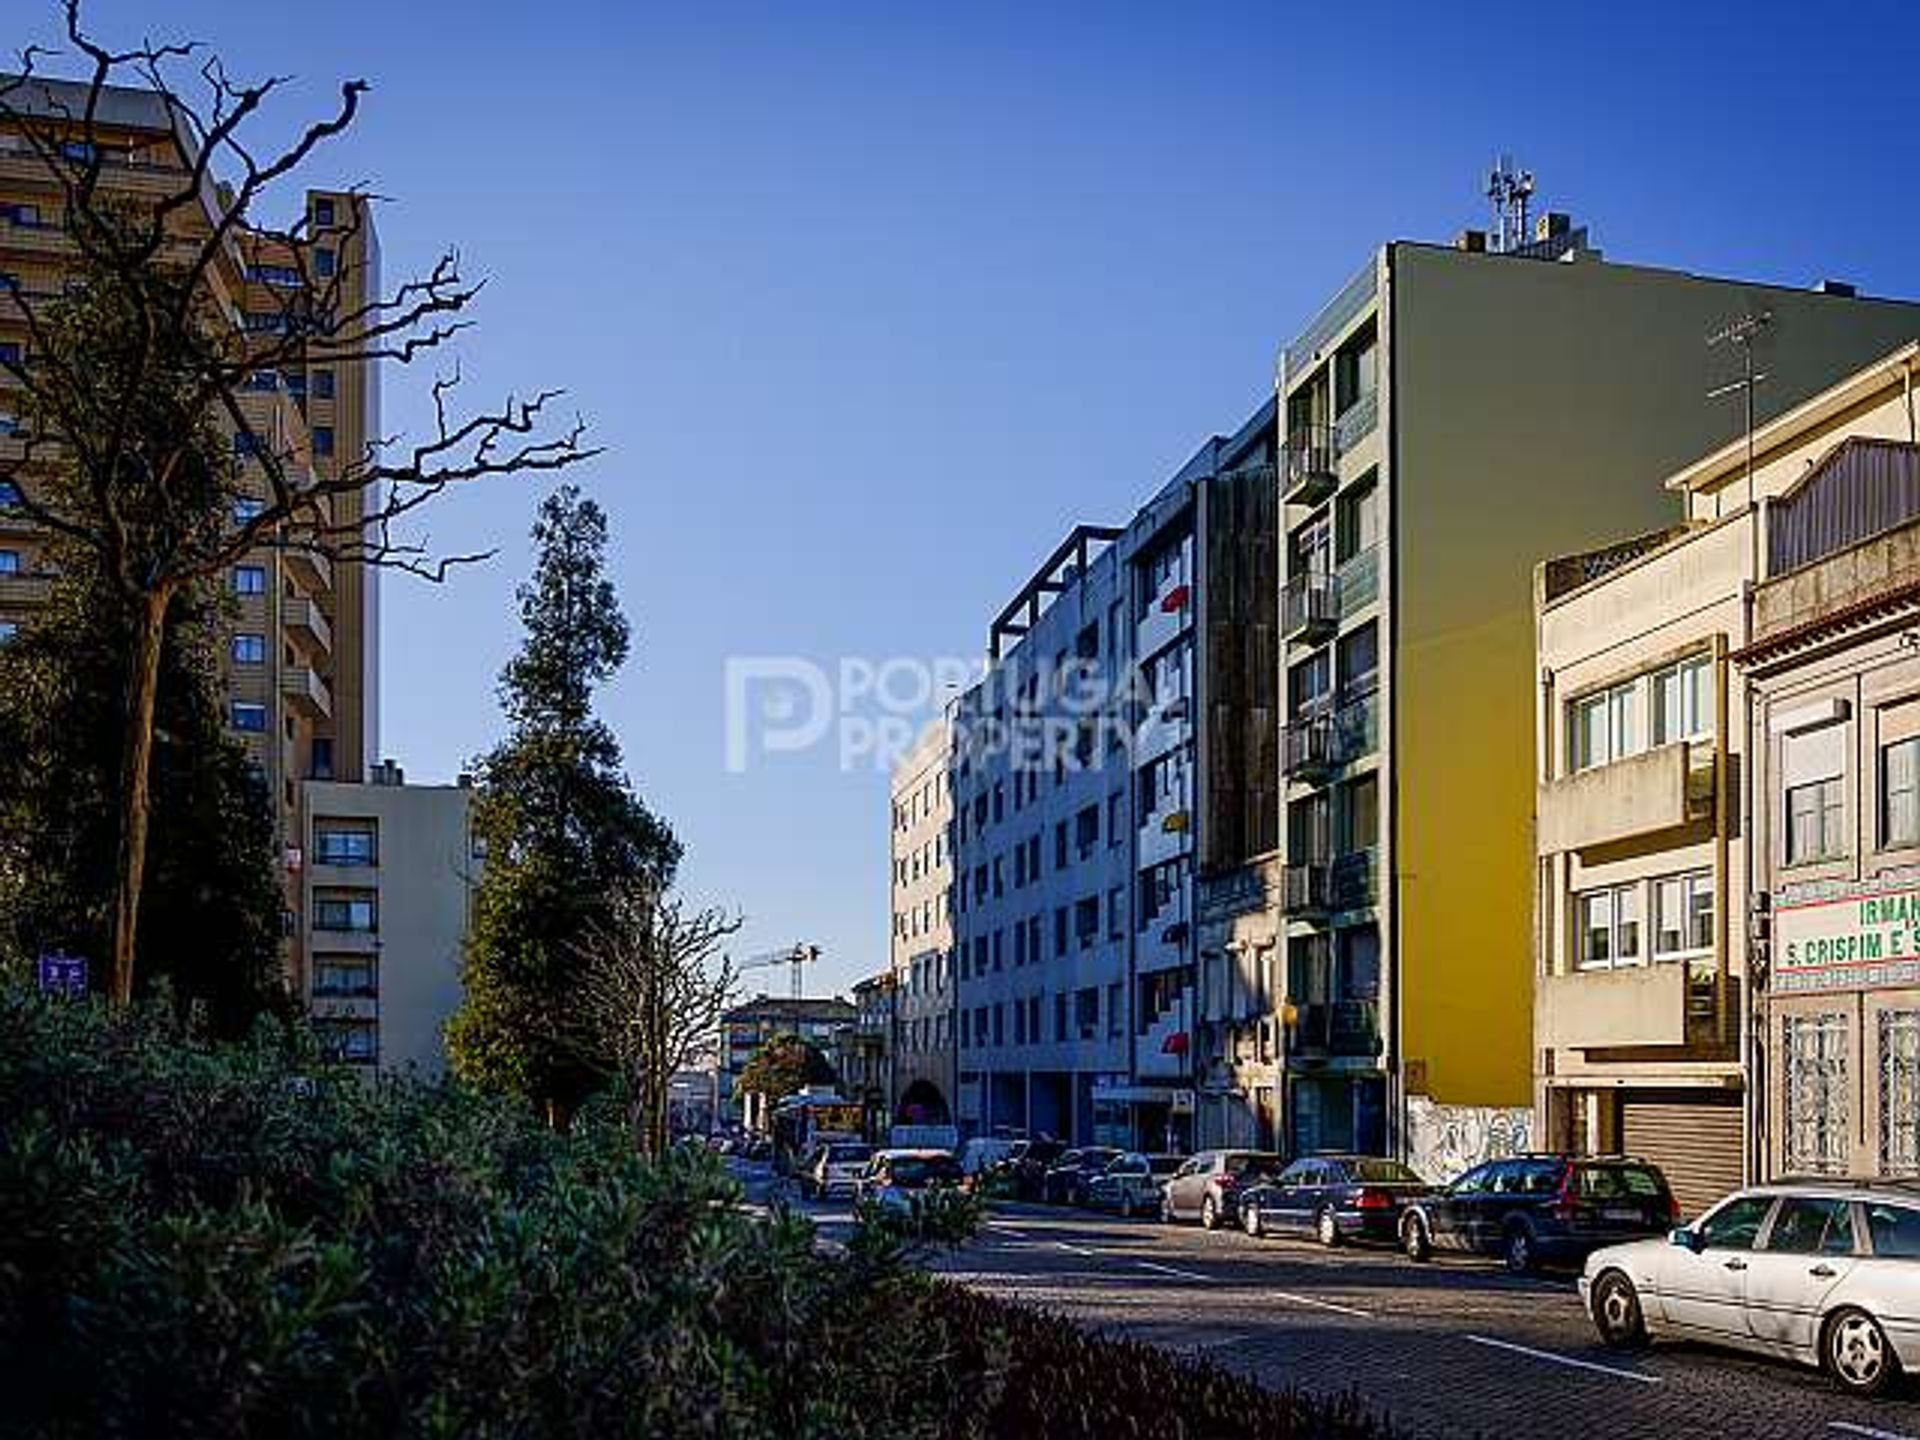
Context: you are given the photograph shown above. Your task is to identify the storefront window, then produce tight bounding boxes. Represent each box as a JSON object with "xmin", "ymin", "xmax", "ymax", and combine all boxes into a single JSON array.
[
  {"xmin": 1882, "ymin": 1010, "xmax": 1920, "ymax": 1177},
  {"xmin": 1784, "ymin": 1012, "xmax": 1849, "ymax": 1176}
]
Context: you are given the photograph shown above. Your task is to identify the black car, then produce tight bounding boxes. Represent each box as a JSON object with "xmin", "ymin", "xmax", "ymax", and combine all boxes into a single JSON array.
[
  {"xmin": 1239, "ymin": 1154, "xmax": 1430, "ymax": 1245},
  {"xmin": 1041, "ymin": 1147, "xmax": 1121, "ymax": 1206},
  {"xmin": 995, "ymin": 1138, "xmax": 1067, "ymax": 1200},
  {"xmin": 1399, "ymin": 1154, "xmax": 1678, "ymax": 1273}
]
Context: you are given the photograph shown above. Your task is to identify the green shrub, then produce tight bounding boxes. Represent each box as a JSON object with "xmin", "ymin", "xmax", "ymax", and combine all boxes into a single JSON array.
[{"xmin": 0, "ymin": 986, "xmax": 1392, "ymax": 1438}]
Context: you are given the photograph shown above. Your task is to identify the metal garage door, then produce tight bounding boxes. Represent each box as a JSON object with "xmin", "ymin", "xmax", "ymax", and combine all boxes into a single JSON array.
[{"xmin": 1621, "ymin": 1091, "xmax": 1744, "ymax": 1220}]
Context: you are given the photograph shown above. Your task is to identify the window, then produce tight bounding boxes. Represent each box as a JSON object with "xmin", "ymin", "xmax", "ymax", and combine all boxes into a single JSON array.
[
  {"xmin": 1337, "ymin": 773, "xmax": 1378, "ymax": 854},
  {"xmin": 315, "ymin": 1017, "xmax": 377, "ymax": 1064},
  {"xmin": 1652, "ymin": 654, "xmax": 1713, "ymax": 745},
  {"xmin": 1570, "ymin": 679, "xmax": 1638, "ymax": 771},
  {"xmin": 314, "ymin": 246, "xmax": 336, "ymax": 278},
  {"xmin": 313, "ymin": 198, "xmax": 336, "ymax": 227},
  {"xmin": 232, "ymin": 496, "xmax": 265, "ymax": 525},
  {"xmin": 1075, "ymin": 987, "xmax": 1099, "ymax": 1040},
  {"xmin": 1695, "ymin": 1193, "xmax": 1773, "ymax": 1251},
  {"xmin": 1783, "ymin": 1012, "xmax": 1849, "ymax": 1175},
  {"xmin": 315, "ymin": 823, "xmax": 377, "ymax": 866},
  {"xmin": 1785, "ymin": 723, "xmax": 1847, "ymax": 864},
  {"xmin": 1883, "ymin": 736, "xmax": 1919, "ymax": 850},
  {"xmin": 1651, "ymin": 871, "xmax": 1711, "ymax": 958},
  {"xmin": 232, "ymin": 565, "xmax": 266, "ymax": 596},
  {"xmin": 1336, "ymin": 474, "xmax": 1379, "ymax": 562},
  {"xmin": 0, "ymin": 340, "xmax": 21, "ymax": 366},
  {"xmin": 1576, "ymin": 884, "xmax": 1642, "ymax": 970},
  {"xmin": 1288, "ymin": 650, "xmax": 1331, "ymax": 717},
  {"xmin": 230, "ymin": 702, "xmax": 268, "ymax": 732},
  {"xmin": 231, "ymin": 633, "xmax": 266, "ymax": 665},
  {"xmin": 0, "ymin": 480, "xmax": 18, "ymax": 508},
  {"xmin": 1865, "ymin": 1204, "xmax": 1920, "ymax": 1258},
  {"xmin": 312, "ymin": 954, "xmax": 377, "ymax": 997},
  {"xmin": 1883, "ymin": 1010, "xmax": 1920, "ymax": 1177},
  {"xmin": 313, "ymin": 425, "xmax": 335, "ymax": 457},
  {"xmin": 0, "ymin": 620, "xmax": 16, "ymax": 644},
  {"xmin": 1764, "ymin": 1197, "xmax": 1856, "ymax": 1256},
  {"xmin": 1107, "ymin": 982, "xmax": 1123, "ymax": 1037},
  {"xmin": 1075, "ymin": 896, "xmax": 1099, "ymax": 947},
  {"xmin": 1109, "ymin": 792, "xmax": 1124, "ymax": 846},
  {"xmin": 1334, "ymin": 326, "xmax": 1377, "ymax": 415},
  {"xmin": 1109, "ymin": 886, "xmax": 1125, "ymax": 940},
  {"xmin": 0, "ymin": 549, "xmax": 18, "ymax": 575},
  {"xmin": 313, "ymin": 892, "xmax": 377, "ymax": 932},
  {"xmin": 1337, "ymin": 623, "xmax": 1378, "ymax": 695},
  {"xmin": 312, "ymin": 368, "xmax": 335, "ymax": 400}
]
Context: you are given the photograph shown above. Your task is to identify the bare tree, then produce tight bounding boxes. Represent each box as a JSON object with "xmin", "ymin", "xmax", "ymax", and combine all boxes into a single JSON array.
[
  {"xmin": 572, "ymin": 881, "xmax": 741, "ymax": 1157},
  {"xmin": 0, "ymin": 4, "xmax": 597, "ymax": 1002}
]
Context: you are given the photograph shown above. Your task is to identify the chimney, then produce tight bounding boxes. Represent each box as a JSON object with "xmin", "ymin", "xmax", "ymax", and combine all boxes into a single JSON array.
[{"xmin": 1455, "ymin": 228, "xmax": 1487, "ymax": 253}]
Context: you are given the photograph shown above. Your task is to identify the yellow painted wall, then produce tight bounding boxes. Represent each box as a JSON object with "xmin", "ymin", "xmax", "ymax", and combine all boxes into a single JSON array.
[{"xmin": 1389, "ymin": 243, "xmax": 1920, "ymax": 1108}]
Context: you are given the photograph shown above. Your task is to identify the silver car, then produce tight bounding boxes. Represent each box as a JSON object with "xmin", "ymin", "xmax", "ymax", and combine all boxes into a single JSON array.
[
  {"xmin": 1085, "ymin": 1153, "xmax": 1184, "ymax": 1217},
  {"xmin": 1581, "ymin": 1180, "xmax": 1920, "ymax": 1396}
]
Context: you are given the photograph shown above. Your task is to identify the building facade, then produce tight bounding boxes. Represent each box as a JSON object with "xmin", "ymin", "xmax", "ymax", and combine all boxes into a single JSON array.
[
  {"xmin": 300, "ymin": 767, "xmax": 477, "ymax": 1075},
  {"xmin": 834, "ymin": 971, "xmax": 896, "ymax": 1142},
  {"xmin": 889, "ymin": 720, "xmax": 955, "ymax": 1124},
  {"xmin": 1278, "ymin": 216, "xmax": 1920, "ymax": 1169},
  {"xmin": 721, "ymin": 995, "xmax": 856, "ymax": 1130}
]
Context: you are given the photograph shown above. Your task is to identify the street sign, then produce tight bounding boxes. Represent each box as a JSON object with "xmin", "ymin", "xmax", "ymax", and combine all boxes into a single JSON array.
[{"xmin": 36, "ymin": 951, "xmax": 86, "ymax": 999}]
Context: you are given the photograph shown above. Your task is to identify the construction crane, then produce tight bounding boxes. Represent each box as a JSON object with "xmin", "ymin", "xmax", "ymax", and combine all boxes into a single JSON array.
[{"xmin": 739, "ymin": 942, "xmax": 822, "ymax": 1002}]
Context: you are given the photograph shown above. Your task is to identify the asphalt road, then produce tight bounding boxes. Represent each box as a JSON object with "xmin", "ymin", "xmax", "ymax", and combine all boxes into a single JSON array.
[{"xmin": 744, "ymin": 1166, "xmax": 1920, "ymax": 1440}]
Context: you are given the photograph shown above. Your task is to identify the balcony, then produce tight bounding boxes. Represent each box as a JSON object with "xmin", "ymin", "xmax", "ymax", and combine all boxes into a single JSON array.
[
  {"xmin": 1283, "ymin": 714, "xmax": 1337, "ymax": 781},
  {"xmin": 285, "ymin": 545, "xmax": 332, "ymax": 595},
  {"xmin": 1283, "ymin": 425, "xmax": 1339, "ymax": 506},
  {"xmin": 280, "ymin": 664, "xmax": 333, "ymax": 721},
  {"xmin": 1335, "ymin": 389, "xmax": 1379, "ymax": 452},
  {"xmin": 0, "ymin": 569, "xmax": 52, "ymax": 609},
  {"xmin": 1538, "ymin": 963, "xmax": 1688, "ymax": 1050},
  {"xmin": 1289, "ymin": 999, "xmax": 1382, "ymax": 1060},
  {"xmin": 283, "ymin": 595, "xmax": 333, "ymax": 658},
  {"xmin": 1282, "ymin": 571, "xmax": 1339, "ymax": 642},
  {"xmin": 1537, "ymin": 741, "xmax": 1714, "ymax": 855},
  {"xmin": 1329, "ymin": 849, "xmax": 1378, "ymax": 912},
  {"xmin": 1284, "ymin": 861, "xmax": 1331, "ymax": 916}
]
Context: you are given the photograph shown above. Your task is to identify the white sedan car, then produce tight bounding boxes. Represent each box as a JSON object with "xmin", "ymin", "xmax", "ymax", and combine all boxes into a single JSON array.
[{"xmin": 1581, "ymin": 1181, "xmax": 1920, "ymax": 1395}]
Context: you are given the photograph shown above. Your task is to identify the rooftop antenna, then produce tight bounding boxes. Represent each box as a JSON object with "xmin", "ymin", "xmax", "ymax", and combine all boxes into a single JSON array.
[
  {"xmin": 1707, "ymin": 311, "xmax": 1773, "ymax": 543},
  {"xmin": 1486, "ymin": 155, "xmax": 1535, "ymax": 254}
]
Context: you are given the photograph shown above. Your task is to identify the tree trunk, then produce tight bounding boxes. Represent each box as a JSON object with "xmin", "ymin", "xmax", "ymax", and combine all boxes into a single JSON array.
[{"xmin": 109, "ymin": 586, "xmax": 170, "ymax": 1006}]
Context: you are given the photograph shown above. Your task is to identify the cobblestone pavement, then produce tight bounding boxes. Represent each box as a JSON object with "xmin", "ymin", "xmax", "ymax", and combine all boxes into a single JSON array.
[{"xmin": 746, "ymin": 1167, "xmax": 1920, "ymax": 1440}]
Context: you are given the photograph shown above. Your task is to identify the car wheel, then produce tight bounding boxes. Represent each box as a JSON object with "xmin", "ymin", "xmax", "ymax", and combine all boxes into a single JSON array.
[
  {"xmin": 1591, "ymin": 1270, "xmax": 1648, "ymax": 1350},
  {"xmin": 1316, "ymin": 1206, "xmax": 1342, "ymax": 1249},
  {"xmin": 1503, "ymin": 1224, "xmax": 1535, "ymax": 1275},
  {"xmin": 1826, "ymin": 1307, "xmax": 1899, "ymax": 1397},
  {"xmin": 1201, "ymin": 1195, "xmax": 1221, "ymax": 1231},
  {"xmin": 1244, "ymin": 1204, "xmax": 1264, "ymax": 1239},
  {"xmin": 1401, "ymin": 1214, "xmax": 1431, "ymax": 1262}
]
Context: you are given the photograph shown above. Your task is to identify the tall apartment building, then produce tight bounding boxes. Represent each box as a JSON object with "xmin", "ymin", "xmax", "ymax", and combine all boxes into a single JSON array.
[
  {"xmin": 948, "ymin": 404, "xmax": 1276, "ymax": 1151},
  {"xmin": 1275, "ymin": 214, "xmax": 1920, "ymax": 1167},
  {"xmin": 889, "ymin": 719, "xmax": 956, "ymax": 1124},
  {"xmin": 0, "ymin": 79, "xmax": 381, "ymax": 996},
  {"xmin": 301, "ymin": 765, "xmax": 477, "ymax": 1074},
  {"xmin": 1533, "ymin": 344, "xmax": 1920, "ymax": 1203}
]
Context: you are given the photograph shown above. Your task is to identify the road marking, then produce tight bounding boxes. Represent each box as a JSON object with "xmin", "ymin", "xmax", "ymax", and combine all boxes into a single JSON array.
[
  {"xmin": 1830, "ymin": 1423, "xmax": 1920, "ymax": 1440},
  {"xmin": 1462, "ymin": 1334, "xmax": 1661, "ymax": 1385},
  {"xmin": 1135, "ymin": 1260, "xmax": 1213, "ymax": 1283},
  {"xmin": 986, "ymin": 1222, "xmax": 1031, "ymax": 1239},
  {"xmin": 1053, "ymin": 1239, "xmax": 1097, "ymax": 1256},
  {"xmin": 1185, "ymin": 1332, "xmax": 1254, "ymax": 1352},
  {"xmin": 1271, "ymin": 1289, "xmax": 1373, "ymax": 1319}
]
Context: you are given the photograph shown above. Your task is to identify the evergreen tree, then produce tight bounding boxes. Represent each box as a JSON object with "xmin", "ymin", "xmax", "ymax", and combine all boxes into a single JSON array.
[
  {"xmin": 0, "ymin": 556, "xmax": 285, "ymax": 1035},
  {"xmin": 447, "ymin": 486, "xmax": 679, "ymax": 1121}
]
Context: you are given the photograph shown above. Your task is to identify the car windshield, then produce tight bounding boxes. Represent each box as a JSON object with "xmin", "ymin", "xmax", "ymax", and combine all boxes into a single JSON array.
[
  {"xmin": 1577, "ymin": 1164, "xmax": 1665, "ymax": 1199},
  {"xmin": 1351, "ymin": 1159, "xmax": 1424, "ymax": 1184},
  {"xmin": 827, "ymin": 1145, "xmax": 871, "ymax": 1164},
  {"xmin": 890, "ymin": 1157, "xmax": 961, "ymax": 1186}
]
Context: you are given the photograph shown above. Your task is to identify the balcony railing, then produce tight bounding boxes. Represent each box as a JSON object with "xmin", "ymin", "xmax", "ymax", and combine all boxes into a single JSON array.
[
  {"xmin": 1283, "ymin": 425, "xmax": 1339, "ymax": 505},
  {"xmin": 1290, "ymin": 999, "xmax": 1382, "ymax": 1059},
  {"xmin": 1283, "ymin": 861, "xmax": 1331, "ymax": 915},
  {"xmin": 1282, "ymin": 570, "xmax": 1339, "ymax": 641},
  {"xmin": 1283, "ymin": 714, "xmax": 1337, "ymax": 781},
  {"xmin": 1337, "ymin": 545, "xmax": 1379, "ymax": 612},
  {"xmin": 1335, "ymin": 388, "xmax": 1379, "ymax": 451},
  {"xmin": 1330, "ymin": 849, "xmax": 1378, "ymax": 912}
]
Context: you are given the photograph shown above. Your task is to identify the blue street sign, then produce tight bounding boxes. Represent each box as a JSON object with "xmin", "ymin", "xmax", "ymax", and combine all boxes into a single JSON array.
[{"xmin": 36, "ymin": 951, "xmax": 87, "ymax": 999}]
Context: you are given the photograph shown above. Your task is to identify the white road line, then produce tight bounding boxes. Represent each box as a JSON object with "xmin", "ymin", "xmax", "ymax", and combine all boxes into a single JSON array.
[
  {"xmin": 1271, "ymin": 1289, "xmax": 1373, "ymax": 1319},
  {"xmin": 1830, "ymin": 1422, "xmax": 1920, "ymax": 1440},
  {"xmin": 1135, "ymin": 1260, "xmax": 1213, "ymax": 1283},
  {"xmin": 1052, "ymin": 1239, "xmax": 1097, "ymax": 1256},
  {"xmin": 1461, "ymin": 1334, "xmax": 1661, "ymax": 1385}
]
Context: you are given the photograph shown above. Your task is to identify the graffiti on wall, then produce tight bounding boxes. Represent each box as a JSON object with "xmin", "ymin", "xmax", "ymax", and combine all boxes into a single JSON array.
[{"xmin": 1406, "ymin": 1096, "xmax": 1534, "ymax": 1184}]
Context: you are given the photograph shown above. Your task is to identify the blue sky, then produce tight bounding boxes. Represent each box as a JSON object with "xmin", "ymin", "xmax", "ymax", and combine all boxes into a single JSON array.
[{"xmin": 52, "ymin": 0, "xmax": 1920, "ymax": 994}]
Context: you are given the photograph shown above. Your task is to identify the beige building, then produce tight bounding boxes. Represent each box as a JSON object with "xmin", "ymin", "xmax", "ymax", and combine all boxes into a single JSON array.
[
  {"xmin": 0, "ymin": 79, "xmax": 381, "ymax": 998},
  {"xmin": 889, "ymin": 720, "xmax": 955, "ymax": 1124},
  {"xmin": 300, "ymin": 766, "xmax": 478, "ymax": 1075},
  {"xmin": 1535, "ymin": 343, "xmax": 1920, "ymax": 1206}
]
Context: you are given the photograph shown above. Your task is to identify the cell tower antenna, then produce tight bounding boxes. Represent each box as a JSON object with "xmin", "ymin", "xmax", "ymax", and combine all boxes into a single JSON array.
[{"xmin": 1486, "ymin": 155, "xmax": 1536, "ymax": 254}]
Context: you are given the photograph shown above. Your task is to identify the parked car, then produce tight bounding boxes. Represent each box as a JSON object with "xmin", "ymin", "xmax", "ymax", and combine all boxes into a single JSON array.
[
  {"xmin": 993, "ymin": 1138, "xmax": 1067, "ymax": 1200},
  {"xmin": 957, "ymin": 1136, "xmax": 1020, "ymax": 1186},
  {"xmin": 1086, "ymin": 1153, "xmax": 1184, "ymax": 1217},
  {"xmin": 1238, "ymin": 1155, "xmax": 1430, "ymax": 1244},
  {"xmin": 802, "ymin": 1140, "xmax": 874, "ymax": 1200},
  {"xmin": 1160, "ymin": 1150, "xmax": 1285, "ymax": 1230},
  {"xmin": 1400, "ymin": 1154, "xmax": 1677, "ymax": 1273},
  {"xmin": 1042, "ymin": 1147, "xmax": 1122, "ymax": 1207},
  {"xmin": 1582, "ymin": 1180, "xmax": 1920, "ymax": 1396},
  {"xmin": 856, "ymin": 1148, "xmax": 966, "ymax": 1218}
]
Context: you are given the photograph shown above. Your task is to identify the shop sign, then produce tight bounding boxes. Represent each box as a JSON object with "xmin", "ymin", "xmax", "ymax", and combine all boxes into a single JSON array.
[{"xmin": 1777, "ymin": 882, "xmax": 1920, "ymax": 994}]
